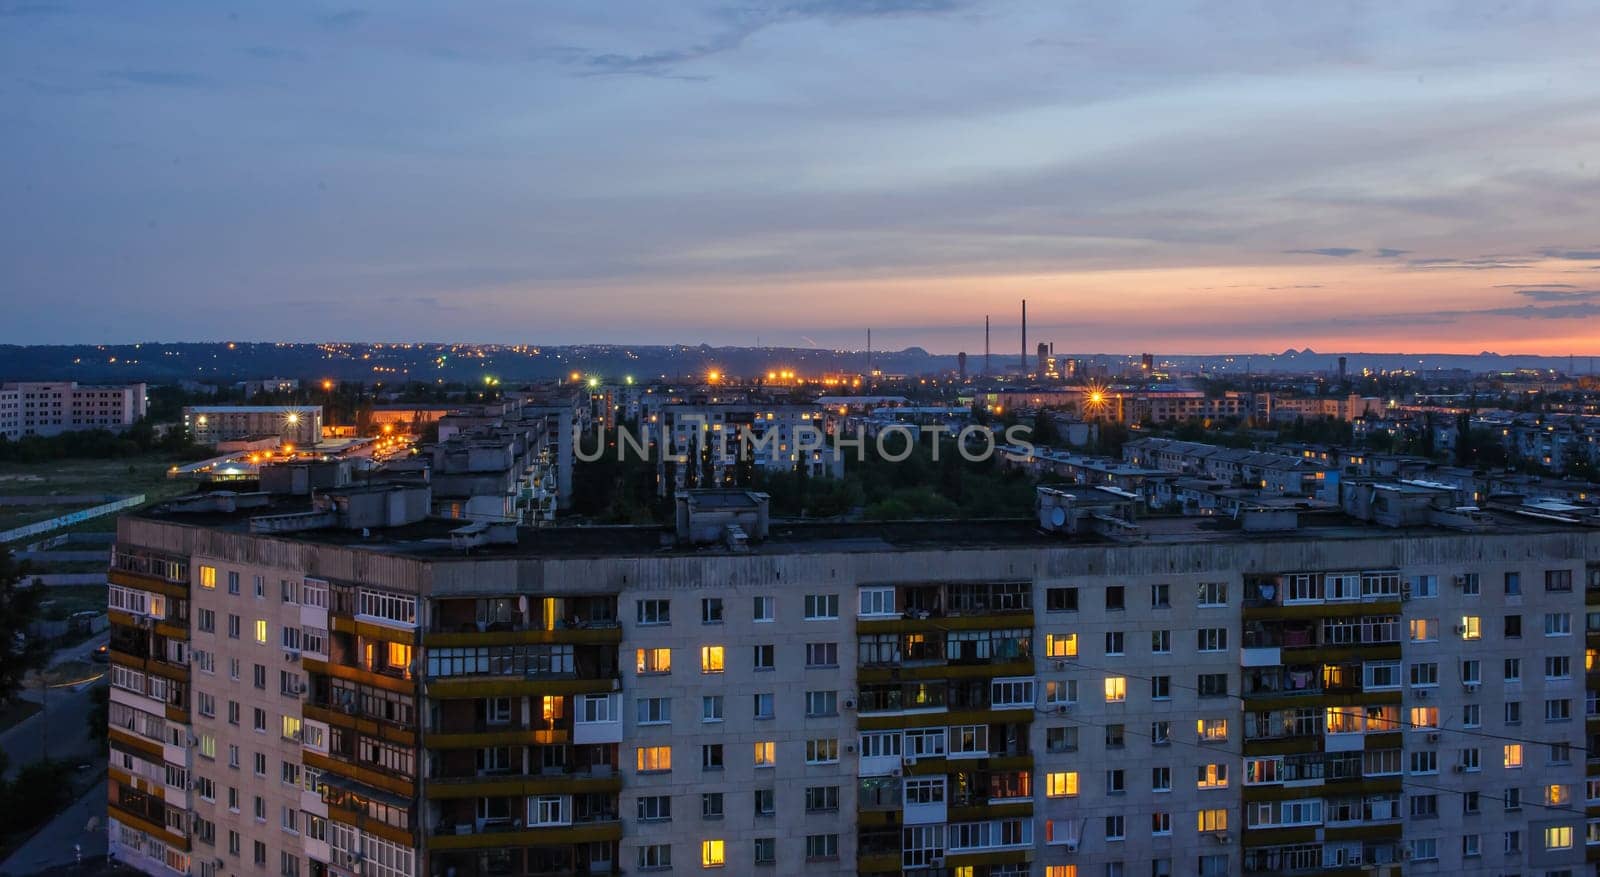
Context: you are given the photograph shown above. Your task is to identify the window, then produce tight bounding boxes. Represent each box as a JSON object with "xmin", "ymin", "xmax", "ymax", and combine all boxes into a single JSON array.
[
  {"xmin": 753, "ymin": 837, "xmax": 775, "ymax": 865},
  {"xmin": 1046, "ymin": 587, "xmax": 1078, "ymax": 611},
  {"xmin": 636, "ymin": 600, "xmax": 670, "ymax": 625},
  {"xmin": 227, "ymin": 614, "xmax": 240, "ymax": 639},
  {"xmin": 636, "ymin": 746, "xmax": 671, "ymax": 773},
  {"xmin": 701, "ymin": 598, "xmax": 723, "ymax": 624},
  {"xmin": 754, "ymin": 741, "xmax": 775, "ymax": 767},
  {"xmin": 199, "ymin": 565, "xmax": 216, "ymax": 589},
  {"xmin": 1197, "ymin": 763, "xmax": 1228, "ymax": 789},
  {"xmin": 1152, "ymin": 676, "xmax": 1170, "ymax": 699},
  {"xmin": 1106, "ymin": 586, "xmax": 1125, "ymax": 610},
  {"xmin": 1150, "ymin": 583, "xmax": 1168, "ymax": 607},
  {"xmin": 1408, "ymin": 751, "xmax": 1438, "ymax": 775},
  {"xmin": 1409, "ymin": 662, "xmax": 1438, "ymax": 687},
  {"xmin": 1463, "ymin": 703, "xmax": 1481, "ymax": 727},
  {"xmin": 1505, "ymin": 571, "xmax": 1521, "ymax": 594},
  {"xmin": 1197, "ymin": 809, "xmax": 1228, "ymax": 832},
  {"xmin": 752, "ymin": 644, "xmax": 774, "ymax": 670},
  {"xmin": 1198, "ymin": 673, "xmax": 1227, "ymax": 697},
  {"xmin": 805, "ymin": 690, "xmax": 838, "ymax": 717},
  {"xmin": 1105, "ymin": 724, "xmax": 1125, "ymax": 748},
  {"xmin": 356, "ymin": 588, "xmax": 416, "ymax": 625},
  {"xmin": 702, "ymin": 792, "xmax": 724, "ymax": 819},
  {"xmin": 1151, "ymin": 630, "xmax": 1171, "ymax": 653},
  {"xmin": 1151, "ymin": 767, "xmax": 1171, "ymax": 791},
  {"xmin": 805, "ymin": 642, "xmax": 838, "ymax": 668},
  {"xmin": 1151, "ymin": 720, "xmax": 1171, "ymax": 745},
  {"xmin": 1505, "ymin": 614, "xmax": 1522, "ymax": 638},
  {"xmin": 1197, "ymin": 628, "xmax": 1227, "ymax": 652},
  {"xmin": 1546, "ymin": 656, "xmax": 1572, "ymax": 679},
  {"xmin": 637, "ymin": 697, "xmax": 670, "ymax": 724},
  {"xmin": 1458, "ymin": 616, "xmax": 1480, "ymax": 639},
  {"xmin": 638, "ymin": 845, "xmax": 671, "ymax": 871},
  {"xmin": 804, "ymin": 786, "xmax": 840, "ymax": 812},
  {"xmin": 805, "ymin": 738, "xmax": 839, "ymax": 764},
  {"xmin": 282, "ymin": 715, "xmax": 301, "ymax": 740},
  {"xmin": 1104, "ymin": 677, "xmax": 1126, "ymax": 703},
  {"xmin": 701, "ymin": 744, "xmax": 723, "ymax": 770},
  {"xmin": 1506, "ymin": 700, "xmax": 1522, "ymax": 723},
  {"xmin": 1197, "ymin": 718, "xmax": 1228, "ymax": 742},
  {"xmin": 754, "ymin": 788, "xmax": 775, "ymax": 816},
  {"xmin": 858, "ymin": 588, "xmax": 895, "ymax": 617},
  {"xmin": 1105, "ymin": 815, "xmax": 1125, "ymax": 840},
  {"xmin": 1459, "ymin": 572, "xmax": 1480, "ymax": 595},
  {"xmin": 700, "ymin": 646, "xmax": 724, "ymax": 673},
  {"xmin": 753, "ymin": 692, "xmax": 774, "ymax": 719},
  {"xmin": 1546, "ymin": 569, "xmax": 1573, "ymax": 592},
  {"xmin": 1409, "ymin": 618, "xmax": 1437, "ymax": 641},
  {"xmin": 1046, "ymin": 771, "xmax": 1079, "ymax": 797},
  {"xmin": 1505, "ymin": 657, "xmax": 1521, "ymax": 682},
  {"xmin": 1196, "ymin": 582, "xmax": 1227, "ymax": 606},
  {"xmin": 1150, "ymin": 811, "xmax": 1171, "ymax": 835},
  {"xmin": 1106, "ymin": 769, "xmax": 1125, "ymax": 793},
  {"xmin": 1104, "ymin": 631, "xmax": 1125, "ymax": 655},
  {"xmin": 804, "ymin": 834, "xmax": 838, "ymax": 861},
  {"xmin": 636, "ymin": 648, "xmax": 671, "ymax": 674},
  {"xmin": 1505, "ymin": 787, "xmax": 1522, "ymax": 811},
  {"xmin": 803, "ymin": 594, "xmax": 838, "ymax": 620},
  {"xmin": 1045, "ymin": 633, "xmax": 1077, "ymax": 658},
  {"xmin": 1546, "ymin": 612, "xmax": 1572, "ymax": 636},
  {"xmin": 701, "ymin": 696, "xmax": 723, "ymax": 722},
  {"xmin": 701, "ymin": 840, "xmax": 725, "ymax": 869},
  {"xmin": 752, "ymin": 595, "xmax": 774, "ymax": 622},
  {"xmin": 1504, "ymin": 744, "xmax": 1523, "ymax": 768},
  {"xmin": 1546, "ymin": 698, "xmax": 1572, "ymax": 721},
  {"xmin": 1546, "ymin": 826, "xmax": 1574, "ymax": 850}
]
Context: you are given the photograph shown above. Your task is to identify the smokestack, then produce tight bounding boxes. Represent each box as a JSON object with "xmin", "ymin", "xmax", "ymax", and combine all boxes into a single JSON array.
[
  {"xmin": 972, "ymin": 316, "xmax": 985, "ymax": 374},
  {"xmin": 1020, "ymin": 299, "xmax": 1027, "ymax": 373}
]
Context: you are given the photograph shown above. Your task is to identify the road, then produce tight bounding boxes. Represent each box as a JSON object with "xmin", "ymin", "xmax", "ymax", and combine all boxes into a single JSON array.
[
  {"xmin": 0, "ymin": 777, "xmax": 107, "ymax": 876},
  {"xmin": 1, "ymin": 637, "xmax": 107, "ymax": 781}
]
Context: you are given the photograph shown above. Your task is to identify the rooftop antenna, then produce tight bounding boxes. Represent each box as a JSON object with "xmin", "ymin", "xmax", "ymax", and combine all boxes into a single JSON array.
[
  {"xmin": 984, "ymin": 315, "xmax": 991, "ymax": 376},
  {"xmin": 866, "ymin": 328, "xmax": 872, "ymax": 377},
  {"xmin": 1020, "ymin": 298, "xmax": 1028, "ymax": 374}
]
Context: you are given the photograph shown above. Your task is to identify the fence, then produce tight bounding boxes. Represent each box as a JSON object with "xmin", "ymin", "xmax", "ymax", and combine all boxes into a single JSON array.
[{"xmin": 0, "ymin": 494, "xmax": 145, "ymax": 545}]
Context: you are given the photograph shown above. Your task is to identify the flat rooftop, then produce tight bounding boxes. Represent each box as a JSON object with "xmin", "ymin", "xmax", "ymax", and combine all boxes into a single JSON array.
[{"xmin": 130, "ymin": 493, "xmax": 1594, "ymax": 560}]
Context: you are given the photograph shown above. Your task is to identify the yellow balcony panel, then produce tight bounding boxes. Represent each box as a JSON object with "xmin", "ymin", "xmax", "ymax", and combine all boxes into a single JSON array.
[
  {"xmin": 325, "ymin": 809, "xmax": 415, "ymax": 848},
  {"xmin": 1243, "ymin": 600, "xmax": 1400, "ymax": 622},
  {"xmin": 426, "ymin": 821, "xmax": 622, "ymax": 850},
  {"xmin": 1243, "ymin": 825, "xmax": 1319, "ymax": 845},
  {"xmin": 303, "ymin": 751, "xmax": 416, "ymax": 799},
  {"xmin": 109, "ymin": 569, "xmax": 189, "ymax": 600},
  {"xmin": 426, "ymin": 774, "xmax": 621, "ymax": 799},
  {"xmin": 949, "ymin": 802, "xmax": 1032, "ymax": 822},
  {"xmin": 109, "ymin": 728, "xmax": 165, "ymax": 761},
  {"xmin": 857, "ymin": 852, "xmax": 902, "ymax": 873},
  {"xmin": 331, "ymin": 615, "xmax": 420, "ymax": 645},
  {"xmin": 1242, "ymin": 736, "xmax": 1319, "ymax": 757},
  {"xmin": 858, "ymin": 707, "xmax": 1032, "ymax": 732},
  {"xmin": 1243, "ymin": 783, "xmax": 1326, "ymax": 803},
  {"xmin": 154, "ymin": 621, "xmax": 189, "ymax": 642},
  {"xmin": 302, "ymin": 704, "xmax": 417, "ymax": 747},
  {"xmin": 1324, "ymin": 822, "xmax": 1401, "ymax": 842},
  {"xmin": 857, "ymin": 660, "xmax": 1034, "ymax": 683},
  {"xmin": 947, "ymin": 849, "xmax": 1032, "ymax": 868},
  {"xmin": 108, "ymin": 801, "xmax": 190, "ymax": 852},
  {"xmin": 427, "ymin": 729, "xmax": 566, "ymax": 750},
  {"xmin": 302, "ymin": 658, "xmax": 417, "ymax": 695}
]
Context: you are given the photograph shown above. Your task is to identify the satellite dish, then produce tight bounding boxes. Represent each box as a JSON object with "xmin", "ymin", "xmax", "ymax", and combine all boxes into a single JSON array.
[{"xmin": 1049, "ymin": 507, "xmax": 1067, "ymax": 528}]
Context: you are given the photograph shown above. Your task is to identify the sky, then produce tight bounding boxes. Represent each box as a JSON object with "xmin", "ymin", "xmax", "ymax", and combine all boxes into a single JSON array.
[{"xmin": 4, "ymin": 0, "xmax": 1600, "ymax": 355}]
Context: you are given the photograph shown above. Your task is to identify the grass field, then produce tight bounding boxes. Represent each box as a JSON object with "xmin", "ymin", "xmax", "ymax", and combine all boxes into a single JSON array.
[
  {"xmin": 0, "ymin": 456, "xmax": 197, "ymax": 539},
  {"xmin": 36, "ymin": 586, "xmax": 108, "ymax": 620}
]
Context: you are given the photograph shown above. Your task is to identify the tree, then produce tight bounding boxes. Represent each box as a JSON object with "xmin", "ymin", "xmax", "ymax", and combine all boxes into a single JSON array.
[{"xmin": 0, "ymin": 549, "xmax": 48, "ymax": 706}]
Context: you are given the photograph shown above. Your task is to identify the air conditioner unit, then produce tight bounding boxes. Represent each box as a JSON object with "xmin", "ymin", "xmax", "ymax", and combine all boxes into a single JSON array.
[
  {"xmin": 842, "ymin": 698, "xmax": 857, "ymax": 711},
  {"xmin": 1452, "ymin": 764, "xmax": 1466, "ymax": 772},
  {"xmin": 903, "ymin": 755, "xmax": 918, "ymax": 767},
  {"xmin": 1453, "ymin": 574, "xmax": 1468, "ymax": 588},
  {"xmin": 1462, "ymin": 682, "xmax": 1480, "ymax": 693},
  {"xmin": 1055, "ymin": 704, "xmax": 1071, "ymax": 715},
  {"xmin": 1064, "ymin": 840, "xmax": 1080, "ymax": 853},
  {"xmin": 1426, "ymin": 732, "xmax": 1440, "ymax": 743},
  {"xmin": 1452, "ymin": 624, "xmax": 1466, "ymax": 635},
  {"xmin": 1212, "ymin": 832, "xmax": 1230, "ymax": 843},
  {"xmin": 284, "ymin": 650, "xmax": 300, "ymax": 662},
  {"xmin": 1051, "ymin": 660, "xmax": 1068, "ymax": 671},
  {"xmin": 1416, "ymin": 689, "xmax": 1429, "ymax": 699},
  {"xmin": 929, "ymin": 857, "xmax": 944, "ymax": 868},
  {"xmin": 891, "ymin": 767, "xmax": 903, "ymax": 778},
  {"xmin": 844, "ymin": 743, "xmax": 856, "ymax": 754}
]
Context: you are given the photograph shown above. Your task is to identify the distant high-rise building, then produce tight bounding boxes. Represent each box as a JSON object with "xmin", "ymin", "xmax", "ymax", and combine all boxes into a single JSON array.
[
  {"xmin": 1141, "ymin": 352, "xmax": 1154, "ymax": 373},
  {"xmin": 1036, "ymin": 342, "xmax": 1049, "ymax": 377},
  {"xmin": 957, "ymin": 351, "xmax": 968, "ymax": 381},
  {"xmin": 1338, "ymin": 355, "xmax": 1348, "ymax": 383}
]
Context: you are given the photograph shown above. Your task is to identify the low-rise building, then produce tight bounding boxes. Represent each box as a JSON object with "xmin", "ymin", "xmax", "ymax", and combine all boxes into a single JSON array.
[{"xmin": 0, "ymin": 380, "xmax": 147, "ymax": 439}]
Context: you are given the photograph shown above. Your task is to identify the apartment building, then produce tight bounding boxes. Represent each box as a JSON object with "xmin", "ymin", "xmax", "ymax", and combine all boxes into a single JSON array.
[
  {"xmin": 184, "ymin": 406, "xmax": 324, "ymax": 448},
  {"xmin": 655, "ymin": 403, "xmax": 842, "ymax": 495},
  {"xmin": 106, "ymin": 482, "xmax": 1600, "ymax": 877},
  {"xmin": 0, "ymin": 380, "xmax": 147, "ymax": 439}
]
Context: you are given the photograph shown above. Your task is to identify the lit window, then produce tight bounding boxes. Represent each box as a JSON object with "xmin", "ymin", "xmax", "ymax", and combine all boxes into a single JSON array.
[
  {"xmin": 1045, "ymin": 633, "xmax": 1077, "ymax": 658},
  {"xmin": 1197, "ymin": 809, "xmax": 1228, "ymax": 832},
  {"xmin": 1459, "ymin": 616, "xmax": 1480, "ymax": 640},
  {"xmin": 1104, "ymin": 677, "xmax": 1126, "ymax": 703},
  {"xmin": 281, "ymin": 716, "xmax": 301, "ymax": 740},
  {"xmin": 635, "ymin": 648, "xmax": 671, "ymax": 674},
  {"xmin": 1545, "ymin": 826, "xmax": 1573, "ymax": 850},
  {"xmin": 754, "ymin": 741, "xmax": 775, "ymax": 767},
  {"xmin": 701, "ymin": 840, "xmax": 725, "ymax": 868},
  {"xmin": 1046, "ymin": 771, "xmax": 1079, "ymax": 797},
  {"xmin": 199, "ymin": 566, "xmax": 216, "ymax": 590},
  {"xmin": 636, "ymin": 746, "xmax": 671, "ymax": 773},
  {"xmin": 1504, "ymin": 744, "xmax": 1523, "ymax": 768},
  {"xmin": 700, "ymin": 646, "xmax": 725, "ymax": 673},
  {"xmin": 1196, "ymin": 719, "xmax": 1228, "ymax": 742},
  {"xmin": 1197, "ymin": 763, "xmax": 1229, "ymax": 789},
  {"xmin": 1045, "ymin": 867, "xmax": 1078, "ymax": 877},
  {"xmin": 254, "ymin": 620, "xmax": 268, "ymax": 644},
  {"xmin": 1548, "ymin": 784, "xmax": 1571, "ymax": 806}
]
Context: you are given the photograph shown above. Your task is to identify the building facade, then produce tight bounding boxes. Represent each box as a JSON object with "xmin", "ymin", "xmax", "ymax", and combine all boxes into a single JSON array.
[
  {"xmin": 107, "ymin": 495, "xmax": 1600, "ymax": 877},
  {"xmin": 0, "ymin": 380, "xmax": 147, "ymax": 439},
  {"xmin": 184, "ymin": 406, "xmax": 324, "ymax": 448}
]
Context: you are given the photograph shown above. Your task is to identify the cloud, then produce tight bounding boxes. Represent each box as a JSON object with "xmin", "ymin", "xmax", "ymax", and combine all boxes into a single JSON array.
[
  {"xmin": 1373, "ymin": 248, "xmax": 1409, "ymax": 258},
  {"xmin": 1402, "ymin": 256, "xmax": 1539, "ymax": 270},
  {"xmin": 1512, "ymin": 288, "xmax": 1600, "ymax": 302},
  {"xmin": 317, "ymin": 9, "xmax": 368, "ymax": 29},
  {"xmin": 1283, "ymin": 248, "xmax": 1361, "ymax": 258},
  {"xmin": 1539, "ymin": 247, "xmax": 1600, "ymax": 260},
  {"xmin": 0, "ymin": 4, "xmax": 66, "ymax": 16},
  {"xmin": 1266, "ymin": 284, "xmax": 1324, "ymax": 290},
  {"xmin": 101, "ymin": 70, "xmax": 207, "ymax": 88}
]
